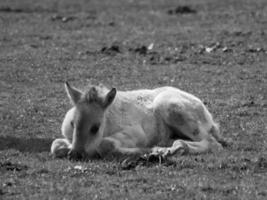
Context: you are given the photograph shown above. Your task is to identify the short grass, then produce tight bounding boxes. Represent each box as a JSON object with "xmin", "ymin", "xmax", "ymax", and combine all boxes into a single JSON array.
[{"xmin": 0, "ymin": 0, "xmax": 267, "ymax": 199}]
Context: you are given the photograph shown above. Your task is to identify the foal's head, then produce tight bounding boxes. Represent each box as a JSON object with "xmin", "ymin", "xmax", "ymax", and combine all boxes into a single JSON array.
[{"xmin": 65, "ymin": 82, "xmax": 116, "ymax": 160}]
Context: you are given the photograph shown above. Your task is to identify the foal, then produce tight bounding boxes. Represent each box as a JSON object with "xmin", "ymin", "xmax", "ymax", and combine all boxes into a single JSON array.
[{"xmin": 51, "ymin": 82, "xmax": 226, "ymax": 160}]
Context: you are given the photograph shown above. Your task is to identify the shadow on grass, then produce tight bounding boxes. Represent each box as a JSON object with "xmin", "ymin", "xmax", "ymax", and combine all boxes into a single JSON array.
[{"xmin": 0, "ymin": 136, "xmax": 53, "ymax": 153}]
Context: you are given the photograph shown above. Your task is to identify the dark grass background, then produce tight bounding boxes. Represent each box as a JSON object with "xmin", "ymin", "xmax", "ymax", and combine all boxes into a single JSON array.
[{"xmin": 0, "ymin": 0, "xmax": 267, "ymax": 199}]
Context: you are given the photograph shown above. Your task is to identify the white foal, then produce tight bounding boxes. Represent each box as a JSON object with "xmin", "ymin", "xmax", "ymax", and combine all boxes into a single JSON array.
[{"xmin": 51, "ymin": 82, "xmax": 227, "ymax": 160}]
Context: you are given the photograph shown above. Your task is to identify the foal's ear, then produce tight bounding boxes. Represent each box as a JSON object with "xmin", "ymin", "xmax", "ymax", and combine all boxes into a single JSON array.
[
  {"xmin": 103, "ymin": 88, "xmax": 116, "ymax": 108},
  {"xmin": 65, "ymin": 82, "xmax": 82, "ymax": 105}
]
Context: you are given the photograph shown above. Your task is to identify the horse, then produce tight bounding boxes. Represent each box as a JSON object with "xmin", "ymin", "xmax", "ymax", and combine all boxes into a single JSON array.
[{"xmin": 51, "ymin": 82, "xmax": 227, "ymax": 160}]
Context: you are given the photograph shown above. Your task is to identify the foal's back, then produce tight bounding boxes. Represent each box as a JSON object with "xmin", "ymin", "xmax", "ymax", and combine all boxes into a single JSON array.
[{"xmin": 102, "ymin": 87, "xmax": 171, "ymax": 138}]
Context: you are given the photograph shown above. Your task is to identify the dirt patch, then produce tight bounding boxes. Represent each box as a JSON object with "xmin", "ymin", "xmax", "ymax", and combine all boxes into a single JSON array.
[
  {"xmin": 167, "ymin": 6, "xmax": 197, "ymax": 15},
  {"xmin": 0, "ymin": 162, "xmax": 28, "ymax": 172},
  {"xmin": 120, "ymin": 154, "xmax": 176, "ymax": 170},
  {"xmin": 101, "ymin": 44, "xmax": 121, "ymax": 55}
]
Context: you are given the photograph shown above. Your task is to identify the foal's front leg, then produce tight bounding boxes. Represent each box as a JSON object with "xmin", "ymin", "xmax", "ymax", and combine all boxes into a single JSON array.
[
  {"xmin": 97, "ymin": 126, "xmax": 150, "ymax": 157},
  {"xmin": 51, "ymin": 138, "xmax": 71, "ymax": 158},
  {"xmin": 97, "ymin": 137, "xmax": 149, "ymax": 158}
]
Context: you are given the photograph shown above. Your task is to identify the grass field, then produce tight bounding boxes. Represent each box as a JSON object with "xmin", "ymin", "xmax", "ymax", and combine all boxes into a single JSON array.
[{"xmin": 0, "ymin": 0, "xmax": 267, "ymax": 199}]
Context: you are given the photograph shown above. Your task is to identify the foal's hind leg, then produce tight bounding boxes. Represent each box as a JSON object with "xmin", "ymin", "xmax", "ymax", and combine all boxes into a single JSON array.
[
  {"xmin": 51, "ymin": 108, "xmax": 74, "ymax": 158},
  {"xmin": 151, "ymin": 133, "xmax": 221, "ymax": 158},
  {"xmin": 151, "ymin": 96, "xmax": 223, "ymax": 157},
  {"xmin": 150, "ymin": 124, "xmax": 223, "ymax": 158}
]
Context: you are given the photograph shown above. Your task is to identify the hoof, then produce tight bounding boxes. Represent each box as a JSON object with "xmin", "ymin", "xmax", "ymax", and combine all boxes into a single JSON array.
[
  {"xmin": 53, "ymin": 148, "xmax": 69, "ymax": 158},
  {"xmin": 143, "ymin": 153, "xmax": 164, "ymax": 163},
  {"xmin": 120, "ymin": 155, "xmax": 143, "ymax": 170}
]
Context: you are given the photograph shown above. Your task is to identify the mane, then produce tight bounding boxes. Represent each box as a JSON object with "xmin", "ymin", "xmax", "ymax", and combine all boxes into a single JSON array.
[{"xmin": 81, "ymin": 84, "xmax": 109, "ymax": 105}]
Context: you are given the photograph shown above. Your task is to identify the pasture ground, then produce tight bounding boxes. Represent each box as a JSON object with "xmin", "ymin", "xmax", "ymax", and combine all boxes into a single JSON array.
[{"xmin": 0, "ymin": 0, "xmax": 267, "ymax": 199}]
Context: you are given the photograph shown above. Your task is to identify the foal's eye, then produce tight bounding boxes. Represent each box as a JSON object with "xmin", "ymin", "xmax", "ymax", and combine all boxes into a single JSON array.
[{"xmin": 90, "ymin": 124, "xmax": 100, "ymax": 134}]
